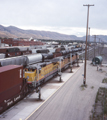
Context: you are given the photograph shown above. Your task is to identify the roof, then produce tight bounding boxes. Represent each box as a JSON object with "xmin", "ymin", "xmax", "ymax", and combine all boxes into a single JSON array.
[{"xmin": 0, "ymin": 65, "xmax": 22, "ymax": 73}]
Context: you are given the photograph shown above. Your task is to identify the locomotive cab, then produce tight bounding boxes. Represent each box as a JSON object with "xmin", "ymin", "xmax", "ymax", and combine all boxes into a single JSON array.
[{"xmin": 25, "ymin": 65, "xmax": 42, "ymax": 85}]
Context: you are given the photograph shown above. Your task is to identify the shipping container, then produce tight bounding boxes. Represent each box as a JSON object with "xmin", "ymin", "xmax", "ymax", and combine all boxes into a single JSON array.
[{"xmin": 0, "ymin": 65, "xmax": 23, "ymax": 114}]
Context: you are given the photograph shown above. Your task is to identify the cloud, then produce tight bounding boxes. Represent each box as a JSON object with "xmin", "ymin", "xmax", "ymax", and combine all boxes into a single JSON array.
[{"xmin": 0, "ymin": 0, "xmax": 107, "ymax": 36}]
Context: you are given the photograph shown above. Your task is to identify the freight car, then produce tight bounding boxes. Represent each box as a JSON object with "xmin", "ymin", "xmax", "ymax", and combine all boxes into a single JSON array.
[
  {"xmin": 0, "ymin": 56, "xmax": 27, "ymax": 67},
  {"xmin": 0, "ymin": 47, "xmax": 32, "ymax": 58},
  {"xmin": 31, "ymin": 47, "xmax": 61, "ymax": 54},
  {"xmin": 0, "ymin": 48, "xmax": 80, "ymax": 67},
  {"xmin": 0, "ymin": 47, "xmax": 21, "ymax": 57},
  {"xmin": 0, "ymin": 65, "xmax": 27, "ymax": 114},
  {"xmin": 0, "ymin": 54, "xmax": 5, "ymax": 59},
  {"xmin": 0, "ymin": 53, "xmax": 45, "ymax": 67},
  {"xmin": 0, "ymin": 51, "xmax": 79, "ymax": 114}
]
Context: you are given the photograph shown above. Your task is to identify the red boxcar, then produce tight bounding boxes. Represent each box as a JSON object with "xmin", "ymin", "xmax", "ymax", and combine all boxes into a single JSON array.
[{"xmin": 0, "ymin": 65, "xmax": 23, "ymax": 114}]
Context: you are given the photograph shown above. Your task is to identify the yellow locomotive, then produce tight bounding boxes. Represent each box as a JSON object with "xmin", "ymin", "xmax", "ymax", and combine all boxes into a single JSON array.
[
  {"xmin": 25, "ymin": 61, "xmax": 59, "ymax": 86},
  {"xmin": 24, "ymin": 53, "xmax": 78, "ymax": 87}
]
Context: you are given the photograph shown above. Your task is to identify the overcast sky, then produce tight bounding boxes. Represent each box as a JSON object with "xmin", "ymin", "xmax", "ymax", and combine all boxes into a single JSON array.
[{"xmin": 0, "ymin": 0, "xmax": 107, "ymax": 37}]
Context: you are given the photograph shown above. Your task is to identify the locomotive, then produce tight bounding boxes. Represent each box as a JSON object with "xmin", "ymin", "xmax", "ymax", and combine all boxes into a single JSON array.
[{"xmin": 0, "ymin": 46, "xmax": 80, "ymax": 114}]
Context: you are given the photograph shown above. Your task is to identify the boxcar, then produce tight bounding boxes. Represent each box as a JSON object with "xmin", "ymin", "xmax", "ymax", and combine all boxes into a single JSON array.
[{"xmin": 0, "ymin": 65, "xmax": 24, "ymax": 114}]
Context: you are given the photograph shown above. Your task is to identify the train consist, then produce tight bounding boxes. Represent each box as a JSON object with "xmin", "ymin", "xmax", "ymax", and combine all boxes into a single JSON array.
[{"xmin": 0, "ymin": 45, "xmax": 82, "ymax": 114}]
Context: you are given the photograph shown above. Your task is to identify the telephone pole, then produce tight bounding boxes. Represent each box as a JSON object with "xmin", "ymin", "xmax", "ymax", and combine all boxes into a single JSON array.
[
  {"xmin": 88, "ymin": 27, "xmax": 90, "ymax": 60},
  {"xmin": 98, "ymin": 38, "xmax": 100, "ymax": 55},
  {"xmin": 83, "ymin": 4, "xmax": 94, "ymax": 85},
  {"xmin": 94, "ymin": 35, "xmax": 96, "ymax": 64}
]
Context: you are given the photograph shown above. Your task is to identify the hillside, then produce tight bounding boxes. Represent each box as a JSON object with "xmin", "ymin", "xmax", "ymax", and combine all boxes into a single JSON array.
[
  {"xmin": 0, "ymin": 25, "xmax": 82, "ymax": 40},
  {"xmin": 0, "ymin": 25, "xmax": 107, "ymax": 42}
]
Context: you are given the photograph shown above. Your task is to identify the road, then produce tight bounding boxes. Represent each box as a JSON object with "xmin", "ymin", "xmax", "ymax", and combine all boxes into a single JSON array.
[{"xmin": 26, "ymin": 61, "xmax": 106, "ymax": 120}]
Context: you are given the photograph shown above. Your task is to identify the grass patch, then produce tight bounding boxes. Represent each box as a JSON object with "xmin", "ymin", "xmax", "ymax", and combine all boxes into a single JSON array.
[
  {"xmin": 91, "ymin": 86, "xmax": 94, "ymax": 89},
  {"xmin": 102, "ymin": 78, "xmax": 107, "ymax": 83},
  {"xmin": 104, "ymin": 106, "xmax": 107, "ymax": 115},
  {"xmin": 80, "ymin": 84, "xmax": 87, "ymax": 88},
  {"xmin": 91, "ymin": 88, "xmax": 107, "ymax": 119},
  {"xmin": 80, "ymin": 84, "xmax": 88, "ymax": 90}
]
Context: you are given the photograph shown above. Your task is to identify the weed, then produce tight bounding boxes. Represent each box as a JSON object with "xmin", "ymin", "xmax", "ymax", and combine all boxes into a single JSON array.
[
  {"xmin": 80, "ymin": 84, "xmax": 87, "ymax": 90},
  {"xmin": 91, "ymin": 86, "xmax": 94, "ymax": 89},
  {"xmin": 102, "ymin": 78, "xmax": 107, "ymax": 83},
  {"xmin": 104, "ymin": 106, "xmax": 107, "ymax": 115}
]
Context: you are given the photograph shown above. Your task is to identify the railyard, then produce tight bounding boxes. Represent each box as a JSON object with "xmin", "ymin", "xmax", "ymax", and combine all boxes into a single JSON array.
[
  {"xmin": 1, "ymin": 59, "xmax": 107, "ymax": 120},
  {"xmin": 0, "ymin": 45, "xmax": 107, "ymax": 120}
]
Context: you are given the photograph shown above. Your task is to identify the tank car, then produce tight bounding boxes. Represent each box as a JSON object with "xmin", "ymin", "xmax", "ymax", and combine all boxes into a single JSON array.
[
  {"xmin": 0, "ymin": 54, "xmax": 5, "ymax": 59},
  {"xmin": 25, "ymin": 54, "xmax": 43, "ymax": 65},
  {"xmin": 0, "ymin": 56, "xmax": 27, "ymax": 67}
]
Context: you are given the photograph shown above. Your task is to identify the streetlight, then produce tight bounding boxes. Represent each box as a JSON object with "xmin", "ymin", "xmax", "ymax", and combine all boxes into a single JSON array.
[{"xmin": 83, "ymin": 4, "xmax": 94, "ymax": 85}]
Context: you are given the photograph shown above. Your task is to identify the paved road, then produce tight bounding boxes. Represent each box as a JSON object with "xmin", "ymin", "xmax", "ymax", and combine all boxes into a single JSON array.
[{"xmin": 26, "ymin": 61, "xmax": 106, "ymax": 120}]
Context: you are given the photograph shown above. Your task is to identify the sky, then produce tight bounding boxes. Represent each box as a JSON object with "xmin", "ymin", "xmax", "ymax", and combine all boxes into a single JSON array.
[{"xmin": 0, "ymin": 0, "xmax": 107, "ymax": 37}]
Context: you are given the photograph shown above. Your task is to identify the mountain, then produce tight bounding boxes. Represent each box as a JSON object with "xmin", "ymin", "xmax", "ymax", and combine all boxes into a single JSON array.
[
  {"xmin": 0, "ymin": 25, "xmax": 82, "ymax": 40},
  {"xmin": 0, "ymin": 25, "xmax": 107, "ymax": 42}
]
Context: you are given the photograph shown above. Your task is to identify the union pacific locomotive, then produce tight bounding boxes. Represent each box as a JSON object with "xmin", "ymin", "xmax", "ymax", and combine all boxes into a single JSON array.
[{"xmin": 0, "ymin": 45, "xmax": 81, "ymax": 114}]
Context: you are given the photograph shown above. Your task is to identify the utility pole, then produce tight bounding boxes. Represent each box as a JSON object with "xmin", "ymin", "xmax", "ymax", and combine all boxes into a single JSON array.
[
  {"xmin": 98, "ymin": 38, "xmax": 100, "ymax": 55},
  {"xmin": 88, "ymin": 27, "xmax": 90, "ymax": 60},
  {"xmin": 83, "ymin": 4, "xmax": 94, "ymax": 85},
  {"xmin": 94, "ymin": 35, "xmax": 96, "ymax": 65},
  {"xmin": 0, "ymin": 39, "xmax": 1, "ymax": 47}
]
